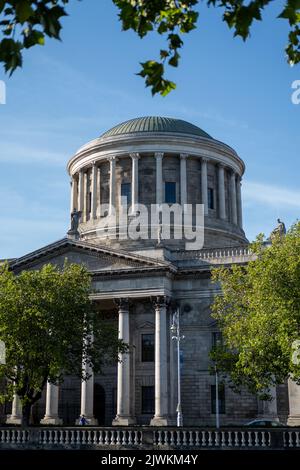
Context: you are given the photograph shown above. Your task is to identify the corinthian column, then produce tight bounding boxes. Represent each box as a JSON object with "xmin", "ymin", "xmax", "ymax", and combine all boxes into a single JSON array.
[
  {"xmin": 236, "ymin": 175, "xmax": 243, "ymax": 229},
  {"xmin": 150, "ymin": 297, "xmax": 170, "ymax": 426},
  {"xmin": 6, "ymin": 393, "xmax": 22, "ymax": 425},
  {"xmin": 78, "ymin": 170, "xmax": 84, "ymax": 215},
  {"xmin": 218, "ymin": 164, "xmax": 226, "ymax": 220},
  {"xmin": 201, "ymin": 157, "xmax": 208, "ymax": 215},
  {"xmin": 288, "ymin": 379, "xmax": 300, "ymax": 426},
  {"xmin": 96, "ymin": 166, "xmax": 101, "ymax": 218},
  {"xmin": 83, "ymin": 171, "xmax": 88, "ymax": 222},
  {"xmin": 91, "ymin": 163, "xmax": 98, "ymax": 220},
  {"xmin": 40, "ymin": 382, "xmax": 62, "ymax": 425},
  {"xmin": 155, "ymin": 152, "xmax": 164, "ymax": 205},
  {"xmin": 109, "ymin": 156, "xmax": 117, "ymax": 216},
  {"xmin": 77, "ymin": 333, "xmax": 98, "ymax": 425},
  {"xmin": 180, "ymin": 154, "xmax": 188, "ymax": 206},
  {"xmin": 70, "ymin": 175, "xmax": 78, "ymax": 213},
  {"xmin": 230, "ymin": 171, "xmax": 237, "ymax": 224},
  {"xmin": 130, "ymin": 153, "xmax": 140, "ymax": 214},
  {"xmin": 113, "ymin": 299, "xmax": 136, "ymax": 425}
]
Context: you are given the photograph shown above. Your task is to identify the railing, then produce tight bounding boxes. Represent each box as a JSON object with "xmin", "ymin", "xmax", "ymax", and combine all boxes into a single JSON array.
[
  {"xmin": 154, "ymin": 429, "xmax": 271, "ymax": 448},
  {"xmin": 0, "ymin": 427, "xmax": 299, "ymax": 449},
  {"xmin": 283, "ymin": 430, "xmax": 300, "ymax": 448},
  {"xmin": 39, "ymin": 428, "xmax": 142, "ymax": 446},
  {"xmin": 174, "ymin": 246, "xmax": 253, "ymax": 262}
]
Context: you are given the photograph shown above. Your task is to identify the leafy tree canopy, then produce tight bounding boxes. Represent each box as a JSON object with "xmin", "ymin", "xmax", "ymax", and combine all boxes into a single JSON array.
[
  {"xmin": 0, "ymin": 1, "xmax": 300, "ymax": 95},
  {"xmin": 211, "ymin": 221, "xmax": 300, "ymax": 399},
  {"xmin": 0, "ymin": 261, "xmax": 126, "ymax": 424}
]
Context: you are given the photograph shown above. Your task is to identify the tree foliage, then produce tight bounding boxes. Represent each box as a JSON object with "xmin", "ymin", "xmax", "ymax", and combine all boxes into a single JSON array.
[
  {"xmin": 0, "ymin": 1, "xmax": 300, "ymax": 94},
  {"xmin": 0, "ymin": 262, "xmax": 126, "ymax": 425},
  {"xmin": 211, "ymin": 222, "xmax": 300, "ymax": 399}
]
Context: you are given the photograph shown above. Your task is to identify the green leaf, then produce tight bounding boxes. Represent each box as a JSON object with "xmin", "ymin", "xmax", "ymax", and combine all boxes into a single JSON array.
[
  {"xmin": 24, "ymin": 30, "xmax": 45, "ymax": 48},
  {"xmin": 15, "ymin": 1, "xmax": 34, "ymax": 24}
]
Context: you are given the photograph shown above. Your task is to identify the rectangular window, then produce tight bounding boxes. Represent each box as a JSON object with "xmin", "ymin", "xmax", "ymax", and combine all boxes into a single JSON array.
[
  {"xmin": 88, "ymin": 191, "xmax": 92, "ymax": 213},
  {"xmin": 208, "ymin": 187, "xmax": 214, "ymax": 209},
  {"xmin": 141, "ymin": 333, "xmax": 155, "ymax": 362},
  {"xmin": 211, "ymin": 332, "xmax": 222, "ymax": 349},
  {"xmin": 121, "ymin": 183, "xmax": 131, "ymax": 206},
  {"xmin": 211, "ymin": 384, "xmax": 226, "ymax": 414},
  {"xmin": 141, "ymin": 386, "xmax": 155, "ymax": 414},
  {"xmin": 165, "ymin": 182, "xmax": 176, "ymax": 204}
]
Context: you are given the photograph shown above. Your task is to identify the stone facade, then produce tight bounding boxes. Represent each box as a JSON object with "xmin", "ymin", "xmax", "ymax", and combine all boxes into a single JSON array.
[{"xmin": 2, "ymin": 116, "xmax": 299, "ymax": 426}]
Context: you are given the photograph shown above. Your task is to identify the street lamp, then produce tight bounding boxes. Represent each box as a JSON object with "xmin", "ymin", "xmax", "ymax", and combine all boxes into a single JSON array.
[
  {"xmin": 214, "ymin": 335, "xmax": 222, "ymax": 429},
  {"xmin": 215, "ymin": 364, "xmax": 220, "ymax": 429},
  {"xmin": 171, "ymin": 308, "xmax": 184, "ymax": 427}
]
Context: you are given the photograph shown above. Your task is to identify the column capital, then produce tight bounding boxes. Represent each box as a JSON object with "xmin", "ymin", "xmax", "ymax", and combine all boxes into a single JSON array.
[
  {"xmin": 201, "ymin": 157, "xmax": 209, "ymax": 164},
  {"xmin": 218, "ymin": 162, "xmax": 226, "ymax": 169},
  {"xmin": 151, "ymin": 295, "xmax": 169, "ymax": 309},
  {"xmin": 129, "ymin": 152, "xmax": 140, "ymax": 160},
  {"xmin": 154, "ymin": 152, "xmax": 164, "ymax": 160},
  {"xmin": 114, "ymin": 298, "xmax": 129, "ymax": 311},
  {"xmin": 180, "ymin": 153, "xmax": 189, "ymax": 160},
  {"xmin": 108, "ymin": 155, "xmax": 118, "ymax": 162}
]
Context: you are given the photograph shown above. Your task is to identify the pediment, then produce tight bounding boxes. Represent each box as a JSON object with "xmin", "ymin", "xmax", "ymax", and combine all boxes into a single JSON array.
[{"xmin": 10, "ymin": 238, "xmax": 170, "ymax": 274}]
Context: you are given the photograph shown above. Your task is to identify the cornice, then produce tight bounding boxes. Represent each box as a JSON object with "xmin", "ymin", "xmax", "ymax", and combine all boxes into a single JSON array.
[{"xmin": 67, "ymin": 132, "xmax": 245, "ymax": 176}]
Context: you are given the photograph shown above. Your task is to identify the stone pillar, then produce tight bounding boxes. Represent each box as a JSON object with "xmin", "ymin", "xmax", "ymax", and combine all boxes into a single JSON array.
[
  {"xmin": 236, "ymin": 175, "xmax": 243, "ymax": 229},
  {"xmin": 77, "ymin": 335, "xmax": 98, "ymax": 425},
  {"xmin": 83, "ymin": 171, "xmax": 88, "ymax": 222},
  {"xmin": 150, "ymin": 297, "xmax": 170, "ymax": 426},
  {"xmin": 78, "ymin": 170, "xmax": 84, "ymax": 215},
  {"xmin": 230, "ymin": 171, "xmax": 238, "ymax": 224},
  {"xmin": 201, "ymin": 157, "xmax": 208, "ymax": 215},
  {"xmin": 113, "ymin": 299, "xmax": 136, "ymax": 425},
  {"xmin": 96, "ymin": 166, "xmax": 101, "ymax": 218},
  {"xmin": 70, "ymin": 176, "xmax": 78, "ymax": 213},
  {"xmin": 155, "ymin": 152, "xmax": 164, "ymax": 205},
  {"xmin": 287, "ymin": 379, "xmax": 300, "ymax": 425},
  {"xmin": 180, "ymin": 154, "xmax": 188, "ymax": 206},
  {"xmin": 91, "ymin": 163, "xmax": 98, "ymax": 220},
  {"xmin": 6, "ymin": 393, "xmax": 22, "ymax": 425},
  {"xmin": 218, "ymin": 164, "xmax": 226, "ymax": 220},
  {"xmin": 130, "ymin": 152, "xmax": 140, "ymax": 214},
  {"xmin": 40, "ymin": 382, "xmax": 62, "ymax": 425},
  {"xmin": 109, "ymin": 156, "xmax": 117, "ymax": 216}
]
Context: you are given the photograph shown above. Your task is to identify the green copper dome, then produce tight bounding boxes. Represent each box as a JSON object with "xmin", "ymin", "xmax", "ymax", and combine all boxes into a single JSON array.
[{"xmin": 101, "ymin": 116, "xmax": 213, "ymax": 139}]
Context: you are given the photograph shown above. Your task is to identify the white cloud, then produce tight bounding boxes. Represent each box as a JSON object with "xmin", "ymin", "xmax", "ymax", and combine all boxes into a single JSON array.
[{"xmin": 243, "ymin": 181, "xmax": 300, "ymax": 209}]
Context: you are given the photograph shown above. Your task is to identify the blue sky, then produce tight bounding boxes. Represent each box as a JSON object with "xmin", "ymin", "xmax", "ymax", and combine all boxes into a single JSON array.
[{"xmin": 0, "ymin": 1, "xmax": 299, "ymax": 259}]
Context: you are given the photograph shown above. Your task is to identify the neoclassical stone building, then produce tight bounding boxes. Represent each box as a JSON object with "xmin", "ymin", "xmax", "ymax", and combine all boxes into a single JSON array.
[{"xmin": 3, "ymin": 116, "xmax": 300, "ymax": 426}]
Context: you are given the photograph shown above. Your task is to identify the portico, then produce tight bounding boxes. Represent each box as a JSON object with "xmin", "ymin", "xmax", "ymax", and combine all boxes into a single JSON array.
[{"xmin": 38, "ymin": 287, "xmax": 175, "ymax": 426}]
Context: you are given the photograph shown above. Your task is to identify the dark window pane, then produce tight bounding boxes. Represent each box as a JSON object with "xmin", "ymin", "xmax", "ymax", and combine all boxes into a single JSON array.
[
  {"xmin": 208, "ymin": 188, "xmax": 214, "ymax": 209},
  {"xmin": 121, "ymin": 183, "xmax": 131, "ymax": 205},
  {"xmin": 142, "ymin": 386, "xmax": 155, "ymax": 414},
  {"xmin": 165, "ymin": 182, "xmax": 176, "ymax": 204},
  {"xmin": 211, "ymin": 332, "xmax": 222, "ymax": 349},
  {"xmin": 211, "ymin": 384, "xmax": 226, "ymax": 414},
  {"xmin": 88, "ymin": 191, "xmax": 92, "ymax": 213},
  {"xmin": 142, "ymin": 334, "xmax": 155, "ymax": 362}
]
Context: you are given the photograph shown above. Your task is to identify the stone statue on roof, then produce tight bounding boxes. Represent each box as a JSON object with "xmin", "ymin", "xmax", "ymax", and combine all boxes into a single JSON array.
[
  {"xmin": 67, "ymin": 208, "xmax": 82, "ymax": 239},
  {"xmin": 270, "ymin": 218, "xmax": 286, "ymax": 240}
]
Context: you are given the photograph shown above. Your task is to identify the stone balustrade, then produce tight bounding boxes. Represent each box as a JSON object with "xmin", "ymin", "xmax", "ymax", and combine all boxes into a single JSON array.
[
  {"xmin": 0, "ymin": 427, "xmax": 299, "ymax": 450},
  {"xmin": 173, "ymin": 245, "xmax": 253, "ymax": 263}
]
